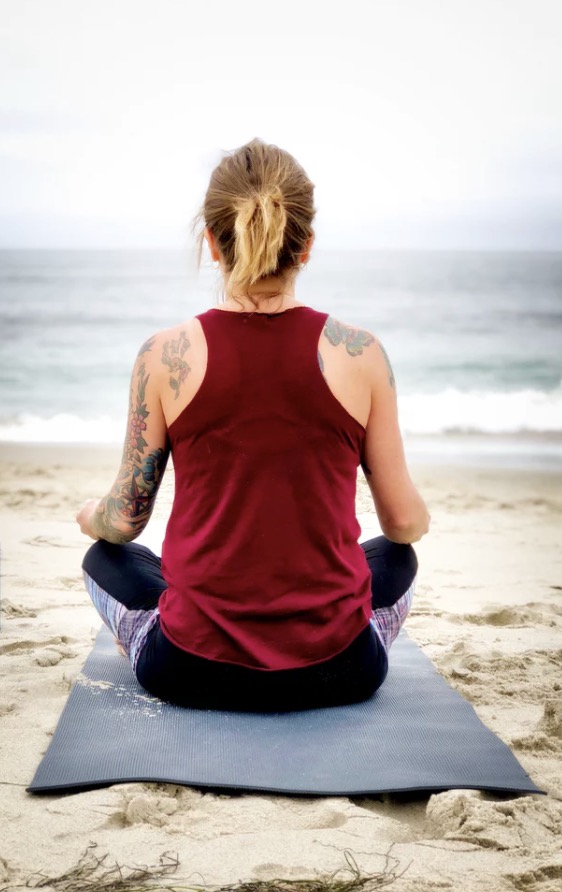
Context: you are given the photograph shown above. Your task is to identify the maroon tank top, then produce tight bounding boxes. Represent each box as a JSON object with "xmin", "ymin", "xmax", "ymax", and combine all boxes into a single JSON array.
[{"xmin": 159, "ymin": 306, "xmax": 372, "ymax": 670}]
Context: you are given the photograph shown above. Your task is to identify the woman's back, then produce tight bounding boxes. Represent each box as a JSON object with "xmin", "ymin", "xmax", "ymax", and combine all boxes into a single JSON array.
[
  {"xmin": 151, "ymin": 297, "xmax": 427, "ymax": 550},
  {"xmin": 157, "ymin": 305, "xmax": 373, "ymax": 669}
]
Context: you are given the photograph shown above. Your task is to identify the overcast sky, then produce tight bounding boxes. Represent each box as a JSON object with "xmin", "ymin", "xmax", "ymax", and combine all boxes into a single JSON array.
[{"xmin": 1, "ymin": 0, "xmax": 561, "ymax": 249}]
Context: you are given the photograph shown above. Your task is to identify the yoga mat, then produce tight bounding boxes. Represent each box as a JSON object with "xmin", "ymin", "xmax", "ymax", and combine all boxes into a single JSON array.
[{"xmin": 28, "ymin": 627, "xmax": 542, "ymax": 796}]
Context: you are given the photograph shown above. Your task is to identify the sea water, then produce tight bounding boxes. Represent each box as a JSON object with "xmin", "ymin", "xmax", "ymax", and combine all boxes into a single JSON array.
[{"xmin": 1, "ymin": 249, "xmax": 561, "ymax": 468}]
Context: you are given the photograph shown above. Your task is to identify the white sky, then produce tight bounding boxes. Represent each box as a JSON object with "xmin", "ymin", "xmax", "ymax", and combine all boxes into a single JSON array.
[{"xmin": 1, "ymin": 0, "xmax": 561, "ymax": 249}]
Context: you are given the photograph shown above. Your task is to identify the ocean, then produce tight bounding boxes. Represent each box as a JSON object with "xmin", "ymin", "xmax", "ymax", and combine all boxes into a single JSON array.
[{"xmin": 1, "ymin": 249, "xmax": 561, "ymax": 468}]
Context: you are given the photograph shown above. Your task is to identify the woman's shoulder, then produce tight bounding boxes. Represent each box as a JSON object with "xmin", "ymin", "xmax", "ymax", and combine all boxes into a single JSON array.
[
  {"xmin": 138, "ymin": 318, "xmax": 202, "ymax": 356},
  {"xmin": 319, "ymin": 315, "xmax": 395, "ymax": 391},
  {"xmin": 320, "ymin": 315, "xmax": 379, "ymax": 360},
  {"xmin": 133, "ymin": 318, "xmax": 208, "ymax": 410},
  {"xmin": 133, "ymin": 318, "xmax": 205, "ymax": 382}
]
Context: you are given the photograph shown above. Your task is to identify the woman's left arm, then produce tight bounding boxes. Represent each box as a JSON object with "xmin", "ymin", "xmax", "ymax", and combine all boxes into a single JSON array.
[{"xmin": 76, "ymin": 335, "xmax": 170, "ymax": 544}]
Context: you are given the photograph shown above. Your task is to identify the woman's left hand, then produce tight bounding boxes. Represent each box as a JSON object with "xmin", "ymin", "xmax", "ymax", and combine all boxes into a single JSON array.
[{"xmin": 75, "ymin": 498, "xmax": 102, "ymax": 539}]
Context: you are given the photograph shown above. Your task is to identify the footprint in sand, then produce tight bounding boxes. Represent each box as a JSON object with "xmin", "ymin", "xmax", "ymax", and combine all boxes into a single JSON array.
[
  {"xmin": 106, "ymin": 784, "xmax": 352, "ymax": 838},
  {"xmin": 22, "ymin": 535, "xmax": 84, "ymax": 549},
  {"xmin": 505, "ymin": 863, "xmax": 562, "ymax": 890},
  {"xmin": 511, "ymin": 699, "xmax": 562, "ymax": 756},
  {"xmin": 268, "ymin": 797, "xmax": 350, "ymax": 830},
  {"xmin": 57, "ymin": 576, "xmax": 85, "ymax": 591},
  {"xmin": 35, "ymin": 644, "xmax": 77, "ymax": 666},
  {"xmin": 435, "ymin": 644, "xmax": 561, "ymax": 706},
  {"xmin": 451, "ymin": 603, "xmax": 562, "ymax": 628},
  {"xmin": 0, "ymin": 636, "xmax": 76, "ymax": 657},
  {"xmin": 252, "ymin": 863, "xmax": 319, "ymax": 880},
  {"xmin": 107, "ymin": 783, "xmax": 201, "ymax": 829},
  {"xmin": 1, "ymin": 599, "xmax": 37, "ymax": 618},
  {"xmin": 410, "ymin": 603, "xmax": 445, "ymax": 618},
  {"xmin": 434, "ymin": 639, "xmax": 472, "ymax": 670},
  {"xmin": 425, "ymin": 789, "xmax": 562, "ymax": 851},
  {"xmin": 3, "ymin": 489, "xmax": 53, "ymax": 509},
  {"xmin": 0, "ymin": 639, "xmax": 42, "ymax": 656},
  {"xmin": 23, "ymin": 535, "xmax": 64, "ymax": 547},
  {"xmin": 0, "ymin": 857, "xmax": 9, "ymax": 885}
]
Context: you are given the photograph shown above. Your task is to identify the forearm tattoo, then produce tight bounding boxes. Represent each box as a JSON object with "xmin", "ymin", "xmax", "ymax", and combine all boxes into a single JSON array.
[
  {"xmin": 91, "ymin": 338, "xmax": 169, "ymax": 543},
  {"xmin": 161, "ymin": 330, "xmax": 190, "ymax": 398}
]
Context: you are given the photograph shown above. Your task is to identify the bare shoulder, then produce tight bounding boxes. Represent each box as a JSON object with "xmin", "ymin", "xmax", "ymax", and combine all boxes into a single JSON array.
[
  {"xmin": 322, "ymin": 316, "xmax": 376, "ymax": 357},
  {"xmin": 137, "ymin": 318, "xmax": 207, "ymax": 407},
  {"xmin": 139, "ymin": 318, "xmax": 199, "ymax": 356},
  {"xmin": 137, "ymin": 319, "xmax": 202, "ymax": 372},
  {"xmin": 322, "ymin": 316, "xmax": 395, "ymax": 388}
]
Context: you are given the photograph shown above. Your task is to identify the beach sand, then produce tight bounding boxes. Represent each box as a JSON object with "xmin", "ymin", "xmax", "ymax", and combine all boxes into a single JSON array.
[{"xmin": 1, "ymin": 443, "xmax": 562, "ymax": 891}]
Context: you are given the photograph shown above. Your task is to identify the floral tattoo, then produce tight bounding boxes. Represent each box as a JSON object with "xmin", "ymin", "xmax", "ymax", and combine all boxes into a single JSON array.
[
  {"xmin": 322, "ymin": 318, "xmax": 395, "ymax": 388},
  {"xmin": 323, "ymin": 318, "xmax": 375, "ymax": 357},
  {"xmin": 91, "ymin": 337, "xmax": 169, "ymax": 544},
  {"xmin": 161, "ymin": 331, "xmax": 190, "ymax": 398}
]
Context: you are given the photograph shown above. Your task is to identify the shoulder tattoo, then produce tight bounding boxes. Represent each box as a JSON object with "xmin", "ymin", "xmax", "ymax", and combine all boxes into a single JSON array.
[
  {"xmin": 138, "ymin": 335, "xmax": 156, "ymax": 359},
  {"xmin": 323, "ymin": 317, "xmax": 375, "ymax": 357},
  {"xmin": 161, "ymin": 330, "xmax": 191, "ymax": 399}
]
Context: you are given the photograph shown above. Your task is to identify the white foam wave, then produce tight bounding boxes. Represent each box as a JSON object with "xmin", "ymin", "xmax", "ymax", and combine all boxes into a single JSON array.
[
  {"xmin": 0, "ymin": 413, "xmax": 124, "ymax": 444},
  {"xmin": 0, "ymin": 386, "xmax": 561, "ymax": 444},
  {"xmin": 398, "ymin": 385, "xmax": 562, "ymax": 435}
]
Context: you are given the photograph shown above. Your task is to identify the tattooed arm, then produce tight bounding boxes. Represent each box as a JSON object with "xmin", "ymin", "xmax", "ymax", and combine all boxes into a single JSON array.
[
  {"xmin": 358, "ymin": 329, "xmax": 430, "ymax": 544},
  {"xmin": 76, "ymin": 336, "xmax": 170, "ymax": 544}
]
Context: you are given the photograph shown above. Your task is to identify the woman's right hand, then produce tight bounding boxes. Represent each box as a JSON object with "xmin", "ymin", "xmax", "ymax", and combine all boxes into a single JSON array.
[{"xmin": 75, "ymin": 498, "xmax": 102, "ymax": 540}]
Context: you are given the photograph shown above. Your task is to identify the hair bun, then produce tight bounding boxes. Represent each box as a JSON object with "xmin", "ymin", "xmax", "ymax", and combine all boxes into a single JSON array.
[
  {"xmin": 263, "ymin": 185, "xmax": 283, "ymax": 207},
  {"xmin": 200, "ymin": 138, "xmax": 315, "ymax": 296}
]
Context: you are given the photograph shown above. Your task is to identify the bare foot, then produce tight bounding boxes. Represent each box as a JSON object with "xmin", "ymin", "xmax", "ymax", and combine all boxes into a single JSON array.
[{"xmin": 114, "ymin": 637, "xmax": 126, "ymax": 657}]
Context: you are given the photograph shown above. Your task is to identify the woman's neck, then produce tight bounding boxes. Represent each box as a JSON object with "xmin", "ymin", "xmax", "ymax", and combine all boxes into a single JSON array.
[
  {"xmin": 218, "ymin": 297, "xmax": 303, "ymax": 314},
  {"xmin": 219, "ymin": 273, "xmax": 301, "ymax": 314}
]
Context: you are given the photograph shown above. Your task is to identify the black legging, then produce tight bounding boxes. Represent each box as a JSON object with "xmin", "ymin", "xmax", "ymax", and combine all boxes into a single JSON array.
[{"xmin": 82, "ymin": 536, "xmax": 417, "ymax": 712}]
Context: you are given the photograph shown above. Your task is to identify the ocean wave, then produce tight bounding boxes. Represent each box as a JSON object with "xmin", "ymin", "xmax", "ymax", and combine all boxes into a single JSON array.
[
  {"xmin": 0, "ymin": 413, "xmax": 125, "ymax": 444},
  {"xmin": 399, "ymin": 385, "xmax": 562, "ymax": 434},
  {"xmin": 0, "ymin": 386, "xmax": 561, "ymax": 443}
]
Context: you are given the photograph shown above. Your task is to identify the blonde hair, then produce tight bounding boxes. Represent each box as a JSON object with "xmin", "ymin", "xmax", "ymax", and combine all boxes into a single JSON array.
[{"xmin": 199, "ymin": 139, "xmax": 315, "ymax": 298}]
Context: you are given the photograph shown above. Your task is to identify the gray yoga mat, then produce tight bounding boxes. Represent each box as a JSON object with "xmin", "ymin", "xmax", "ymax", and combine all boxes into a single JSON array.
[{"xmin": 28, "ymin": 626, "xmax": 542, "ymax": 796}]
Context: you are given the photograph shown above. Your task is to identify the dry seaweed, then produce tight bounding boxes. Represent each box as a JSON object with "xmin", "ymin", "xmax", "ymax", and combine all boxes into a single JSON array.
[{"xmin": 3, "ymin": 845, "xmax": 402, "ymax": 892}]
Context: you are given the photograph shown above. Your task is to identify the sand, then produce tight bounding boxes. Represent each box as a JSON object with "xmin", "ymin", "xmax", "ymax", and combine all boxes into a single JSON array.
[{"xmin": 1, "ymin": 443, "xmax": 562, "ymax": 892}]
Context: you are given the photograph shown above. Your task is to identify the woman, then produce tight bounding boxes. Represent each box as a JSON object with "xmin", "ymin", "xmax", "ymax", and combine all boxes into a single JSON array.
[{"xmin": 76, "ymin": 138, "xmax": 429, "ymax": 711}]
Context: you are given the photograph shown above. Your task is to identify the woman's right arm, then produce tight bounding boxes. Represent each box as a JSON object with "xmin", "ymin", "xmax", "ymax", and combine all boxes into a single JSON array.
[
  {"xmin": 362, "ymin": 339, "xmax": 430, "ymax": 544},
  {"xmin": 75, "ymin": 335, "xmax": 170, "ymax": 544}
]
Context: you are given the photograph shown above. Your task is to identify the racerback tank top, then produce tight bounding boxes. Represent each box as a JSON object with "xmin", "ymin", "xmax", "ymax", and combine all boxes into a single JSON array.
[{"xmin": 158, "ymin": 306, "xmax": 373, "ymax": 670}]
